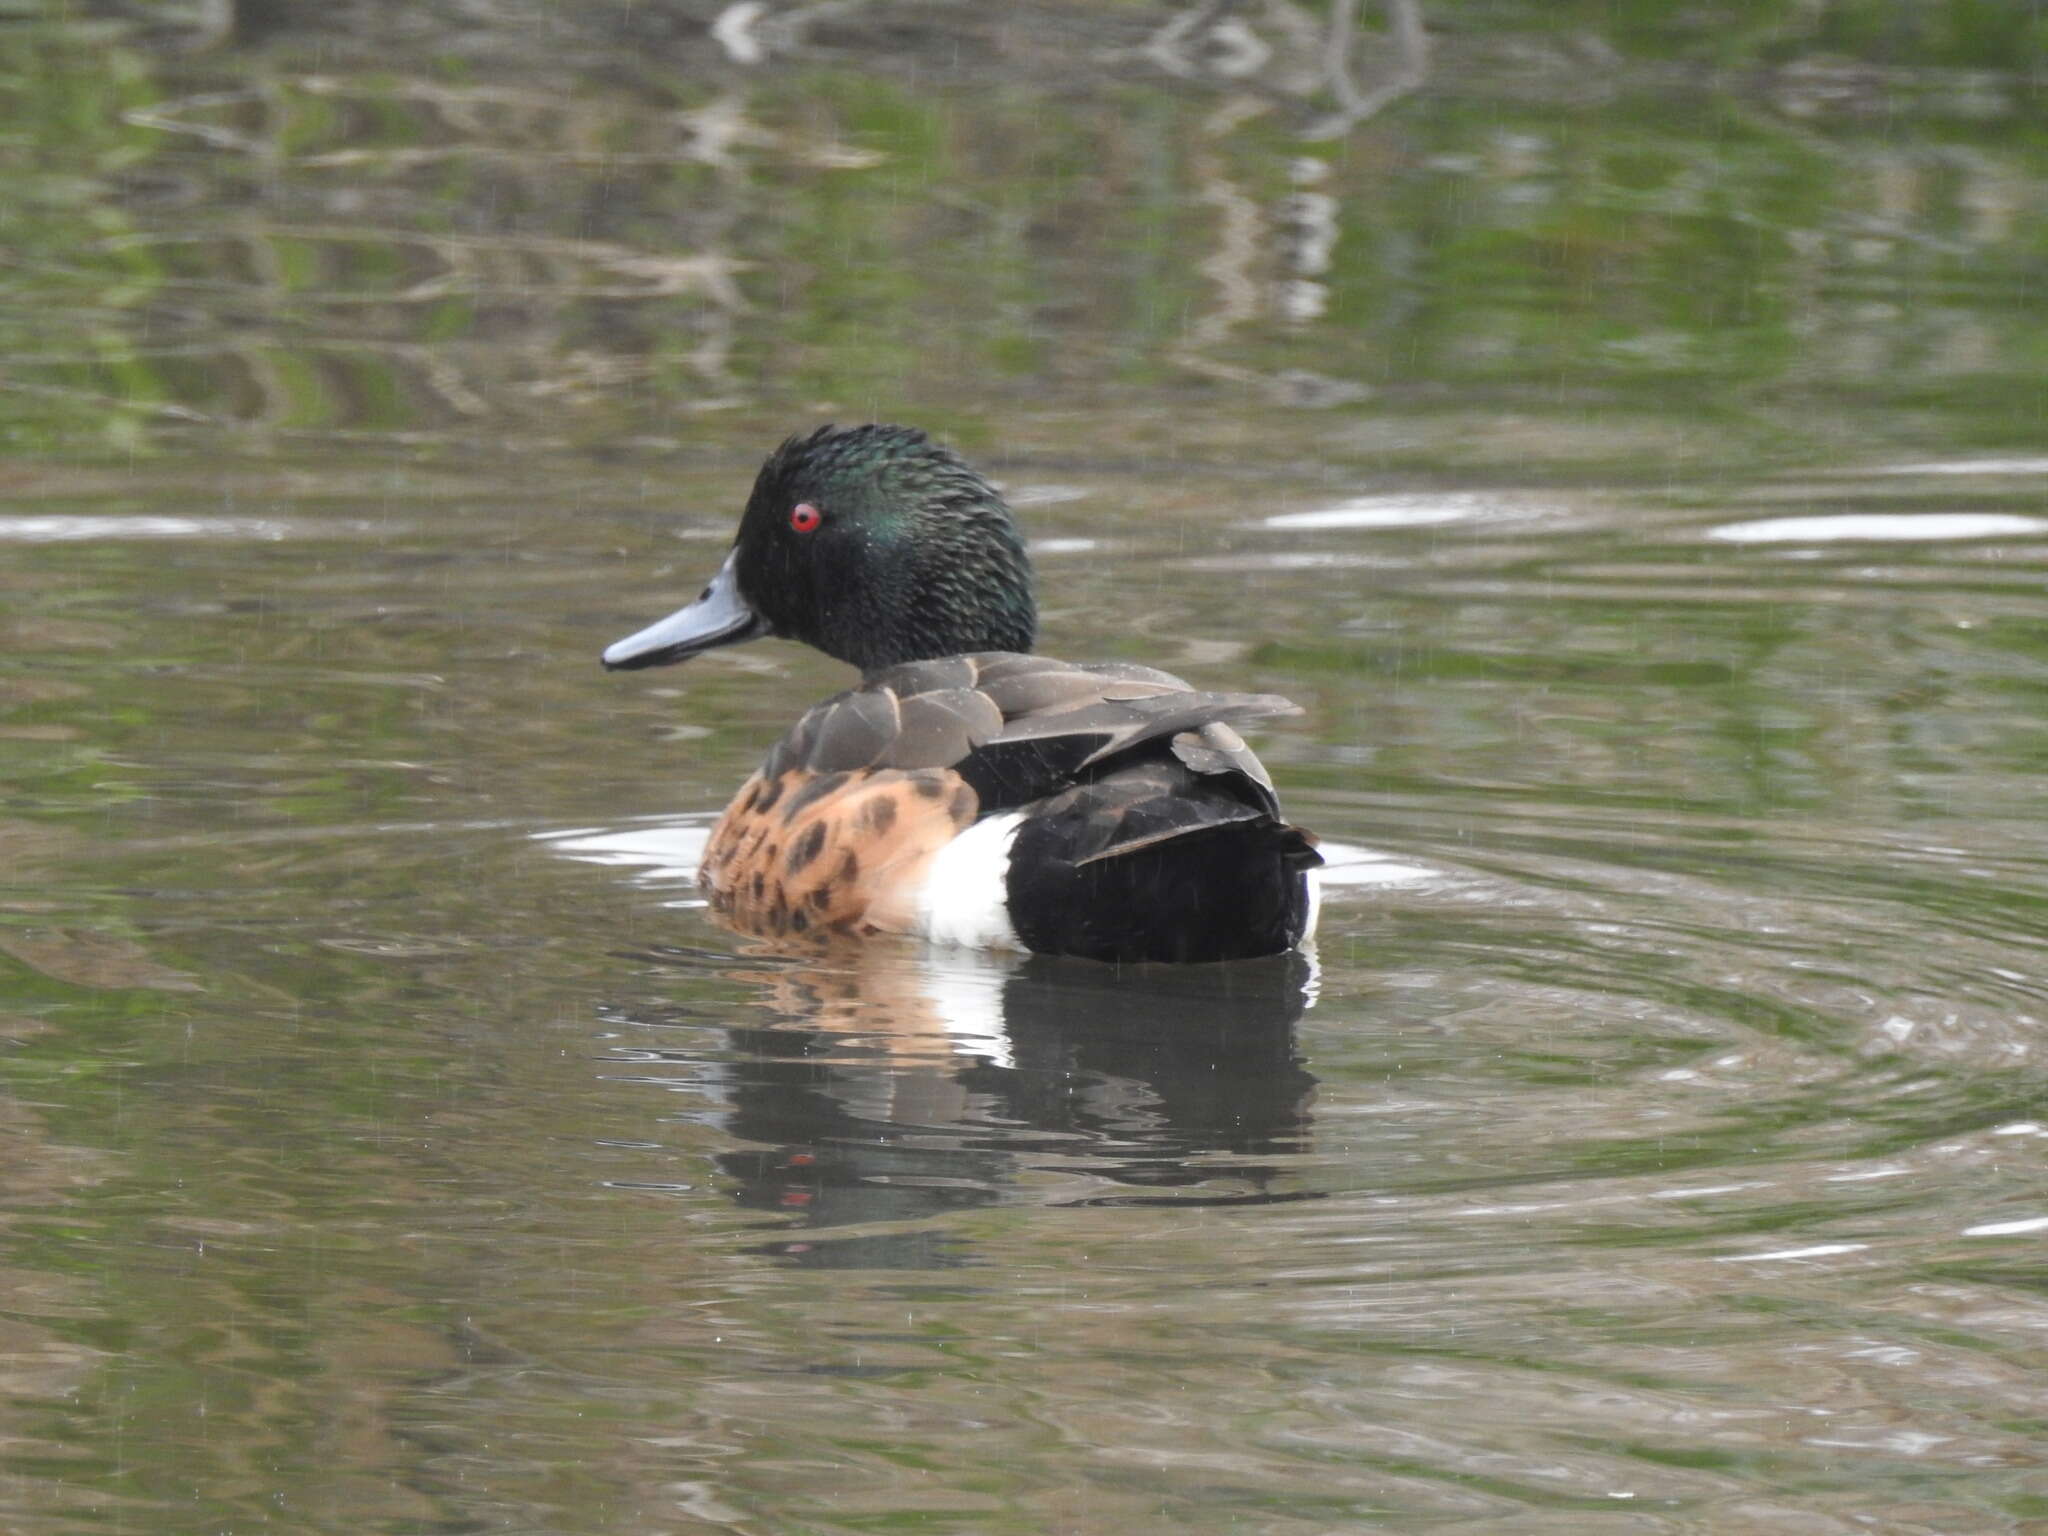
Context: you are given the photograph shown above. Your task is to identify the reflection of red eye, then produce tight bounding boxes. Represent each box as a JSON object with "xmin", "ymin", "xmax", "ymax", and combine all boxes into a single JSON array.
[{"xmin": 790, "ymin": 503, "xmax": 822, "ymax": 533}]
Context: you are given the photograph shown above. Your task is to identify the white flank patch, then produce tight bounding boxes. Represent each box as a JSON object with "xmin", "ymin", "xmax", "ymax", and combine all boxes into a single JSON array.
[
  {"xmin": 915, "ymin": 812, "xmax": 1024, "ymax": 951},
  {"xmin": 1707, "ymin": 513, "xmax": 2048, "ymax": 544},
  {"xmin": 1300, "ymin": 867, "xmax": 1324, "ymax": 943}
]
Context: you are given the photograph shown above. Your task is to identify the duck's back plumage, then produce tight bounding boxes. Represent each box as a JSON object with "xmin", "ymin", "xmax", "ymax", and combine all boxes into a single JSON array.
[{"xmin": 698, "ymin": 651, "xmax": 1322, "ymax": 960}]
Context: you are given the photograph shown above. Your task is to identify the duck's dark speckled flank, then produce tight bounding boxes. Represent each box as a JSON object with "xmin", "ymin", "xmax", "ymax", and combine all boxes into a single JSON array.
[{"xmin": 603, "ymin": 424, "xmax": 1321, "ymax": 962}]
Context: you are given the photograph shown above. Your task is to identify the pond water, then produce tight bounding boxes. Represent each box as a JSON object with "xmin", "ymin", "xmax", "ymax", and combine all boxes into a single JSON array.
[{"xmin": 4, "ymin": 5, "xmax": 2047, "ymax": 1533}]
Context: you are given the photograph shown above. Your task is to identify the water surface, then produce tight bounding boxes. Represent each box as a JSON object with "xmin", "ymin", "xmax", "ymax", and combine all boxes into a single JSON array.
[{"xmin": 4, "ymin": 5, "xmax": 2048, "ymax": 1533}]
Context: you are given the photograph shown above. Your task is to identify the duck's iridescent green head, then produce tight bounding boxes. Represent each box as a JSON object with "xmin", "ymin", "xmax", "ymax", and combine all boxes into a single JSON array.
[{"xmin": 603, "ymin": 424, "xmax": 1036, "ymax": 675}]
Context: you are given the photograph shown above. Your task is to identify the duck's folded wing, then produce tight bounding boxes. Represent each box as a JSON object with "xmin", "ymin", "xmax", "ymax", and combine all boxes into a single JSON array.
[{"xmin": 758, "ymin": 652, "xmax": 1300, "ymax": 815}]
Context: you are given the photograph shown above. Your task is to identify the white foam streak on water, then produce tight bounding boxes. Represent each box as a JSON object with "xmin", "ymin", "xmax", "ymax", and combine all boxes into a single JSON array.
[
  {"xmin": 1717, "ymin": 1243, "xmax": 1870, "ymax": 1263},
  {"xmin": 1007, "ymin": 484, "xmax": 1092, "ymax": 506},
  {"xmin": 1707, "ymin": 513, "xmax": 2048, "ymax": 544},
  {"xmin": 1030, "ymin": 537, "xmax": 1101, "ymax": 554},
  {"xmin": 1652, "ymin": 1183, "xmax": 1761, "ymax": 1199},
  {"xmin": 1177, "ymin": 551, "xmax": 1411, "ymax": 572},
  {"xmin": 1261, "ymin": 493, "xmax": 1526, "ymax": 530},
  {"xmin": 0, "ymin": 515, "xmax": 300, "ymax": 541},
  {"xmin": 1862, "ymin": 457, "xmax": 2048, "ymax": 476},
  {"xmin": 1962, "ymin": 1215, "xmax": 2048, "ymax": 1237},
  {"xmin": 539, "ymin": 821, "xmax": 710, "ymax": 884},
  {"xmin": 1315, "ymin": 841, "xmax": 1435, "ymax": 887}
]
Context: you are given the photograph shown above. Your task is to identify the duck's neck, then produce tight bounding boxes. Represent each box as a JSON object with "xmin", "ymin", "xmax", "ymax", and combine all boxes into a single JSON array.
[{"xmin": 832, "ymin": 589, "xmax": 1037, "ymax": 674}]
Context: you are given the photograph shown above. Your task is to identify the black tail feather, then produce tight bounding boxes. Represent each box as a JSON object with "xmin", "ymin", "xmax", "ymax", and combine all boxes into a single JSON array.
[{"xmin": 1007, "ymin": 811, "xmax": 1320, "ymax": 964}]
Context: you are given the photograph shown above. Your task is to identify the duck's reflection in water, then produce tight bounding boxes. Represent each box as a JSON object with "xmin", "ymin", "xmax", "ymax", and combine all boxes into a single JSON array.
[{"xmin": 659, "ymin": 945, "xmax": 1319, "ymax": 1268}]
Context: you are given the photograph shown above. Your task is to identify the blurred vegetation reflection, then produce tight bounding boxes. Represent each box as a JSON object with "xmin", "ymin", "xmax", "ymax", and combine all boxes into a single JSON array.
[{"xmin": 7, "ymin": 0, "xmax": 2046, "ymax": 467}]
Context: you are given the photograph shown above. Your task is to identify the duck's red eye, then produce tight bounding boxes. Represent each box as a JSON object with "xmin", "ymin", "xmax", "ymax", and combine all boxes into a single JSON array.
[{"xmin": 790, "ymin": 502, "xmax": 823, "ymax": 533}]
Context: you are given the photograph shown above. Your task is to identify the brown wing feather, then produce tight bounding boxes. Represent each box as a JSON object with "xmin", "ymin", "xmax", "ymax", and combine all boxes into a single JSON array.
[
  {"xmin": 845, "ymin": 653, "xmax": 1295, "ymax": 778},
  {"xmin": 699, "ymin": 766, "xmax": 978, "ymax": 941}
]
